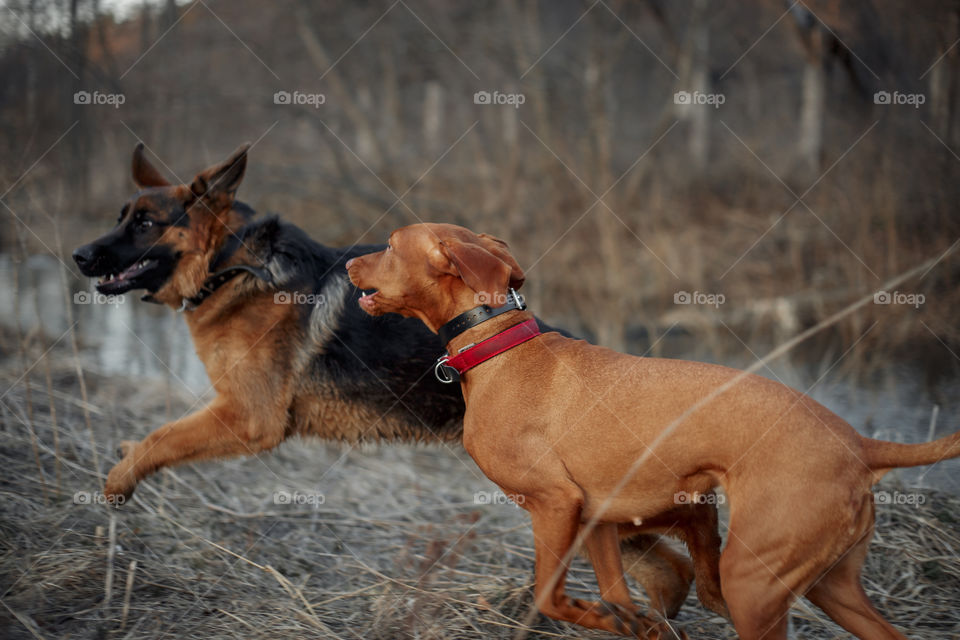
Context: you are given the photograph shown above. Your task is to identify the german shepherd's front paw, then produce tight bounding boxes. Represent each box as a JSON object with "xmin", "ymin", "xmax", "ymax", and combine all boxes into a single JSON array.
[
  {"xmin": 116, "ymin": 439, "xmax": 139, "ymax": 459},
  {"xmin": 104, "ymin": 460, "xmax": 137, "ymax": 505}
]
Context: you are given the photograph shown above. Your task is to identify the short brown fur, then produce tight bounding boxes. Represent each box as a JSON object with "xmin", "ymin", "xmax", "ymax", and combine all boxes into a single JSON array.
[{"xmin": 347, "ymin": 222, "xmax": 960, "ymax": 639}]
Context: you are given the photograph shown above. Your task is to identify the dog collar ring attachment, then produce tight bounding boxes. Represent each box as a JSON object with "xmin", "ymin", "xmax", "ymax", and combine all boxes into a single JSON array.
[{"xmin": 434, "ymin": 356, "xmax": 458, "ymax": 384}]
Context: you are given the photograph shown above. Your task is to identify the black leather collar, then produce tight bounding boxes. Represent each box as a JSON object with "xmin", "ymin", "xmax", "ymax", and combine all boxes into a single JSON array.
[
  {"xmin": 437, "ymin": 288, "xmax": 526, "ymax": 346},
  {"xmin": 141, "ymin": 232, "xmax": 273, "ymax": 311},
  {"xmin": 176, "ymin": 264, "xmax": 273, "ymax": 312}
]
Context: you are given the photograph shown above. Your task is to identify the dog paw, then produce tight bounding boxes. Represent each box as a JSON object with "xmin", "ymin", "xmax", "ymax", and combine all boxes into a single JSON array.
[
  {"xmin": 644, "ymin": 619, "xmax": 688, "ymax": 640},
  {"xmin": 104, "ymin": 463, "xmax": 137, "ymax": 506},
  {"xmin": 574, "ymin": 599, "xmax": 647, "ymax": 637},
  {"xmin": 116, "ymin": 439, "xmax": 139, "ymax": 459},
  {"xmin": 614, "ymin": 608, "xmax": 685, "ymax": 640}
]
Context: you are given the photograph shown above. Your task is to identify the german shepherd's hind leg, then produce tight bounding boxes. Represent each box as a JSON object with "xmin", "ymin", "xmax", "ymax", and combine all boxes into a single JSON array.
[
  {"xmin": 104, "ymin": 397, "xmax": 284, "ymax": 502},
  {"xmin": 618, "ymin": 500, "xmax": 727, "ymax": 620},
  {"xmin": 618, "ymin": 533, "xmax": 694, "ymax": 620}
]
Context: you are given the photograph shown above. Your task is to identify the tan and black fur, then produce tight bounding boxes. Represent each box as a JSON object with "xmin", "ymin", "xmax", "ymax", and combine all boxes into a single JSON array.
[{"xmin": 73, "ymin": 144, "xmax": 727, "ymax": 622}]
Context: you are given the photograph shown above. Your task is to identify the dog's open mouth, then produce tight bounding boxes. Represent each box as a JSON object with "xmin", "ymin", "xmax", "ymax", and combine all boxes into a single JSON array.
[
  {"xmin": 358, "ymin": 290, "xmax": 379, "ymax": 312},
  {"xmin": 96, "ymin": 259, "xmax": 160, "ymax": 295}
]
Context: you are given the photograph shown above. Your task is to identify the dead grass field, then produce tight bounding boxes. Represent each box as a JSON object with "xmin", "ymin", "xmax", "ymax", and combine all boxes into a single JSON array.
[{"xmin": 1, "ymin": 341, "xmax": 959, "ymax": 640}]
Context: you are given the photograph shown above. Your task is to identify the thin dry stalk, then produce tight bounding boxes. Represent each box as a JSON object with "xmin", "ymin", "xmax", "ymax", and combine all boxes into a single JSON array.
[
  {"xmin": 119, "ymin": 559, "xmax": 137, "ymax": 630},
  {"xmin": 103, "ymin": 514, "xmax": 117, "ymax": 608}
]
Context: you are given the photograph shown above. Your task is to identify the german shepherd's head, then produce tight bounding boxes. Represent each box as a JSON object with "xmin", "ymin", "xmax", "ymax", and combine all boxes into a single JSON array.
[{"xmin": 73, "ymin": 143, "xmax": 253, "ymax": 306}]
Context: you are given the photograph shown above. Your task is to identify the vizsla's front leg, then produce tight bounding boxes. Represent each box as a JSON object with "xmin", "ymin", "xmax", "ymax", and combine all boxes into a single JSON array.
[
  {"xmin": 105, "ymin": 397, "xmax": 284, "ymax": 502},
  {"xmin": 584, "ymin": 522, "xmax": 634, "ymax": 609},
  {"xmin": 528, "ymin": 499, "xmax": 668, "ymax": 638},
  {"xmin": 583, "ymin": 522, "xmax": 689, "ymax": 639}
]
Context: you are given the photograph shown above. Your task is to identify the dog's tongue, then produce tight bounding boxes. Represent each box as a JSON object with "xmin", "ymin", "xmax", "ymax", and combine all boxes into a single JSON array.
[{"xmin": 358, "ymin": 291, "xmax": 377, "ymax": 311}]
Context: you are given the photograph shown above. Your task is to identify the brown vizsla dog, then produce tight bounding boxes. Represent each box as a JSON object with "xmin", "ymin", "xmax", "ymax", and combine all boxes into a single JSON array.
[{"xmin": 346, "ymin": 223, "xmax": 960, "ymax": 640}]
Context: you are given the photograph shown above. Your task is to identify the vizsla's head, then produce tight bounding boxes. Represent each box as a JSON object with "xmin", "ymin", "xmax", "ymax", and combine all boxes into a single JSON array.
[{"xmin": 346, "ymin": 223, "xmax": 525, "ymax": 333}]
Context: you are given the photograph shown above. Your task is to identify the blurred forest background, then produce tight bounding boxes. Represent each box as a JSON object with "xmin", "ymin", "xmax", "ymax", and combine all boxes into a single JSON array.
[{"xmin": 2, "ymin": 0, "xmax": 959, "ymax": 367}]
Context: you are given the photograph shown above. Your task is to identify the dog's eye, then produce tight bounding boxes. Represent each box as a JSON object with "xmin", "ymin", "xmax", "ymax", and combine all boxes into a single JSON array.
[{"xmin": 137, "ymin": 220, "xmax": 154, "ymax": 232}]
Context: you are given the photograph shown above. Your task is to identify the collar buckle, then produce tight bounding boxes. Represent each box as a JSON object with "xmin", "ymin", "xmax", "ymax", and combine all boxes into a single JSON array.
[
  {"xmin": 437, "ymin": 288, "xmax": 528, "ymax": 346},
  {"xmin": 508, "ymin": 288, "xmax": 526, "ymax": 310}
]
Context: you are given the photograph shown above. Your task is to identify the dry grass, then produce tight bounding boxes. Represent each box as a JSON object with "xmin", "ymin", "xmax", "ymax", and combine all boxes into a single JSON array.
[{"xmin": 0, "ymin": 344, "xmax": 958, "ymax": 639}]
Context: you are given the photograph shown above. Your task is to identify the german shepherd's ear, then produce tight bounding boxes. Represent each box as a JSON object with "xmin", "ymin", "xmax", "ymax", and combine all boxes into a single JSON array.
[
  {"xmin": 131, "ymin": 143, "xmax": 171, "ymax": 188},
  {"xmin": 435, "ymin": 234, "xmax": 525, "ymax": 303},
  {"xmin": 189, "ymin": 143, "xmax": 251, "ymax": 203}
]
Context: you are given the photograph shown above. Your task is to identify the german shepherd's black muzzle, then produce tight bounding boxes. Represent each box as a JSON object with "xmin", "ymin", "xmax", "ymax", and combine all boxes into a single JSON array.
[{"xmin": 73, "ymin": 191, "xmax": 184, "ymax": 295}]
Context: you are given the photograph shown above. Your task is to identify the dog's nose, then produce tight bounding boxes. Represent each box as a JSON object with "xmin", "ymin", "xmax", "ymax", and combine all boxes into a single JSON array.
[{"xmin": 73, "ymin": 245, "xmax": 94, "ymax": 269}]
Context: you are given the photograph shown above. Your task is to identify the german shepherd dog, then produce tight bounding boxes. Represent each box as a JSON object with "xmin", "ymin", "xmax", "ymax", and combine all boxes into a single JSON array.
[{"xmin": 72, "ymin": 144, "xmax": 726, "ymax": 620}]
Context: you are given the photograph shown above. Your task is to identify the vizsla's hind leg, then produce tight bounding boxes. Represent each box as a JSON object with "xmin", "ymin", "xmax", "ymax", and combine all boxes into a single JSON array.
[
  {"xmin": 805, "ymin": 533, "xmax": 908, "ymax": 640},
  {"xmin": 720, "ymin": 493, "xmax": 886, "ymax": 640},
  {"xmin": 719, "ymin": 535, "xmax": 792, "ymax": 640}
]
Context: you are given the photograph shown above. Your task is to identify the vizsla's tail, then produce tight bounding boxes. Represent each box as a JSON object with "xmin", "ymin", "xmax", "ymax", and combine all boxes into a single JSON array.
[{"xmin": 864, "ymin": 430, "xmax": 960, "ymax": 479}]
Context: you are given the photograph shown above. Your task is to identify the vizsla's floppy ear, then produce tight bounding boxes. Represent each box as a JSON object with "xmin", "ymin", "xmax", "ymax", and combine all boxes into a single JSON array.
[
  {"xmin": 189, "ymin": 143, "xmax": 250, "ymax": 203},
  {"xmin": 131, "ymin": 143, "xmax": 171, "ymax": 188},
  {"xmin": 435, "ymin": 234, "xmax": 525, "ymax": 304},
  {"xmin": 476, "ymin": 233, "xmax": 525, "ymax": 290}
]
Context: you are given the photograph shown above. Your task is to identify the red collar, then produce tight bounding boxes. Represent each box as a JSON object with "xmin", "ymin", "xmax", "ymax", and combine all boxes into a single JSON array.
[{"xmin": 435, "ymin": 318, "xmax": 540, "ymax": 382}]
